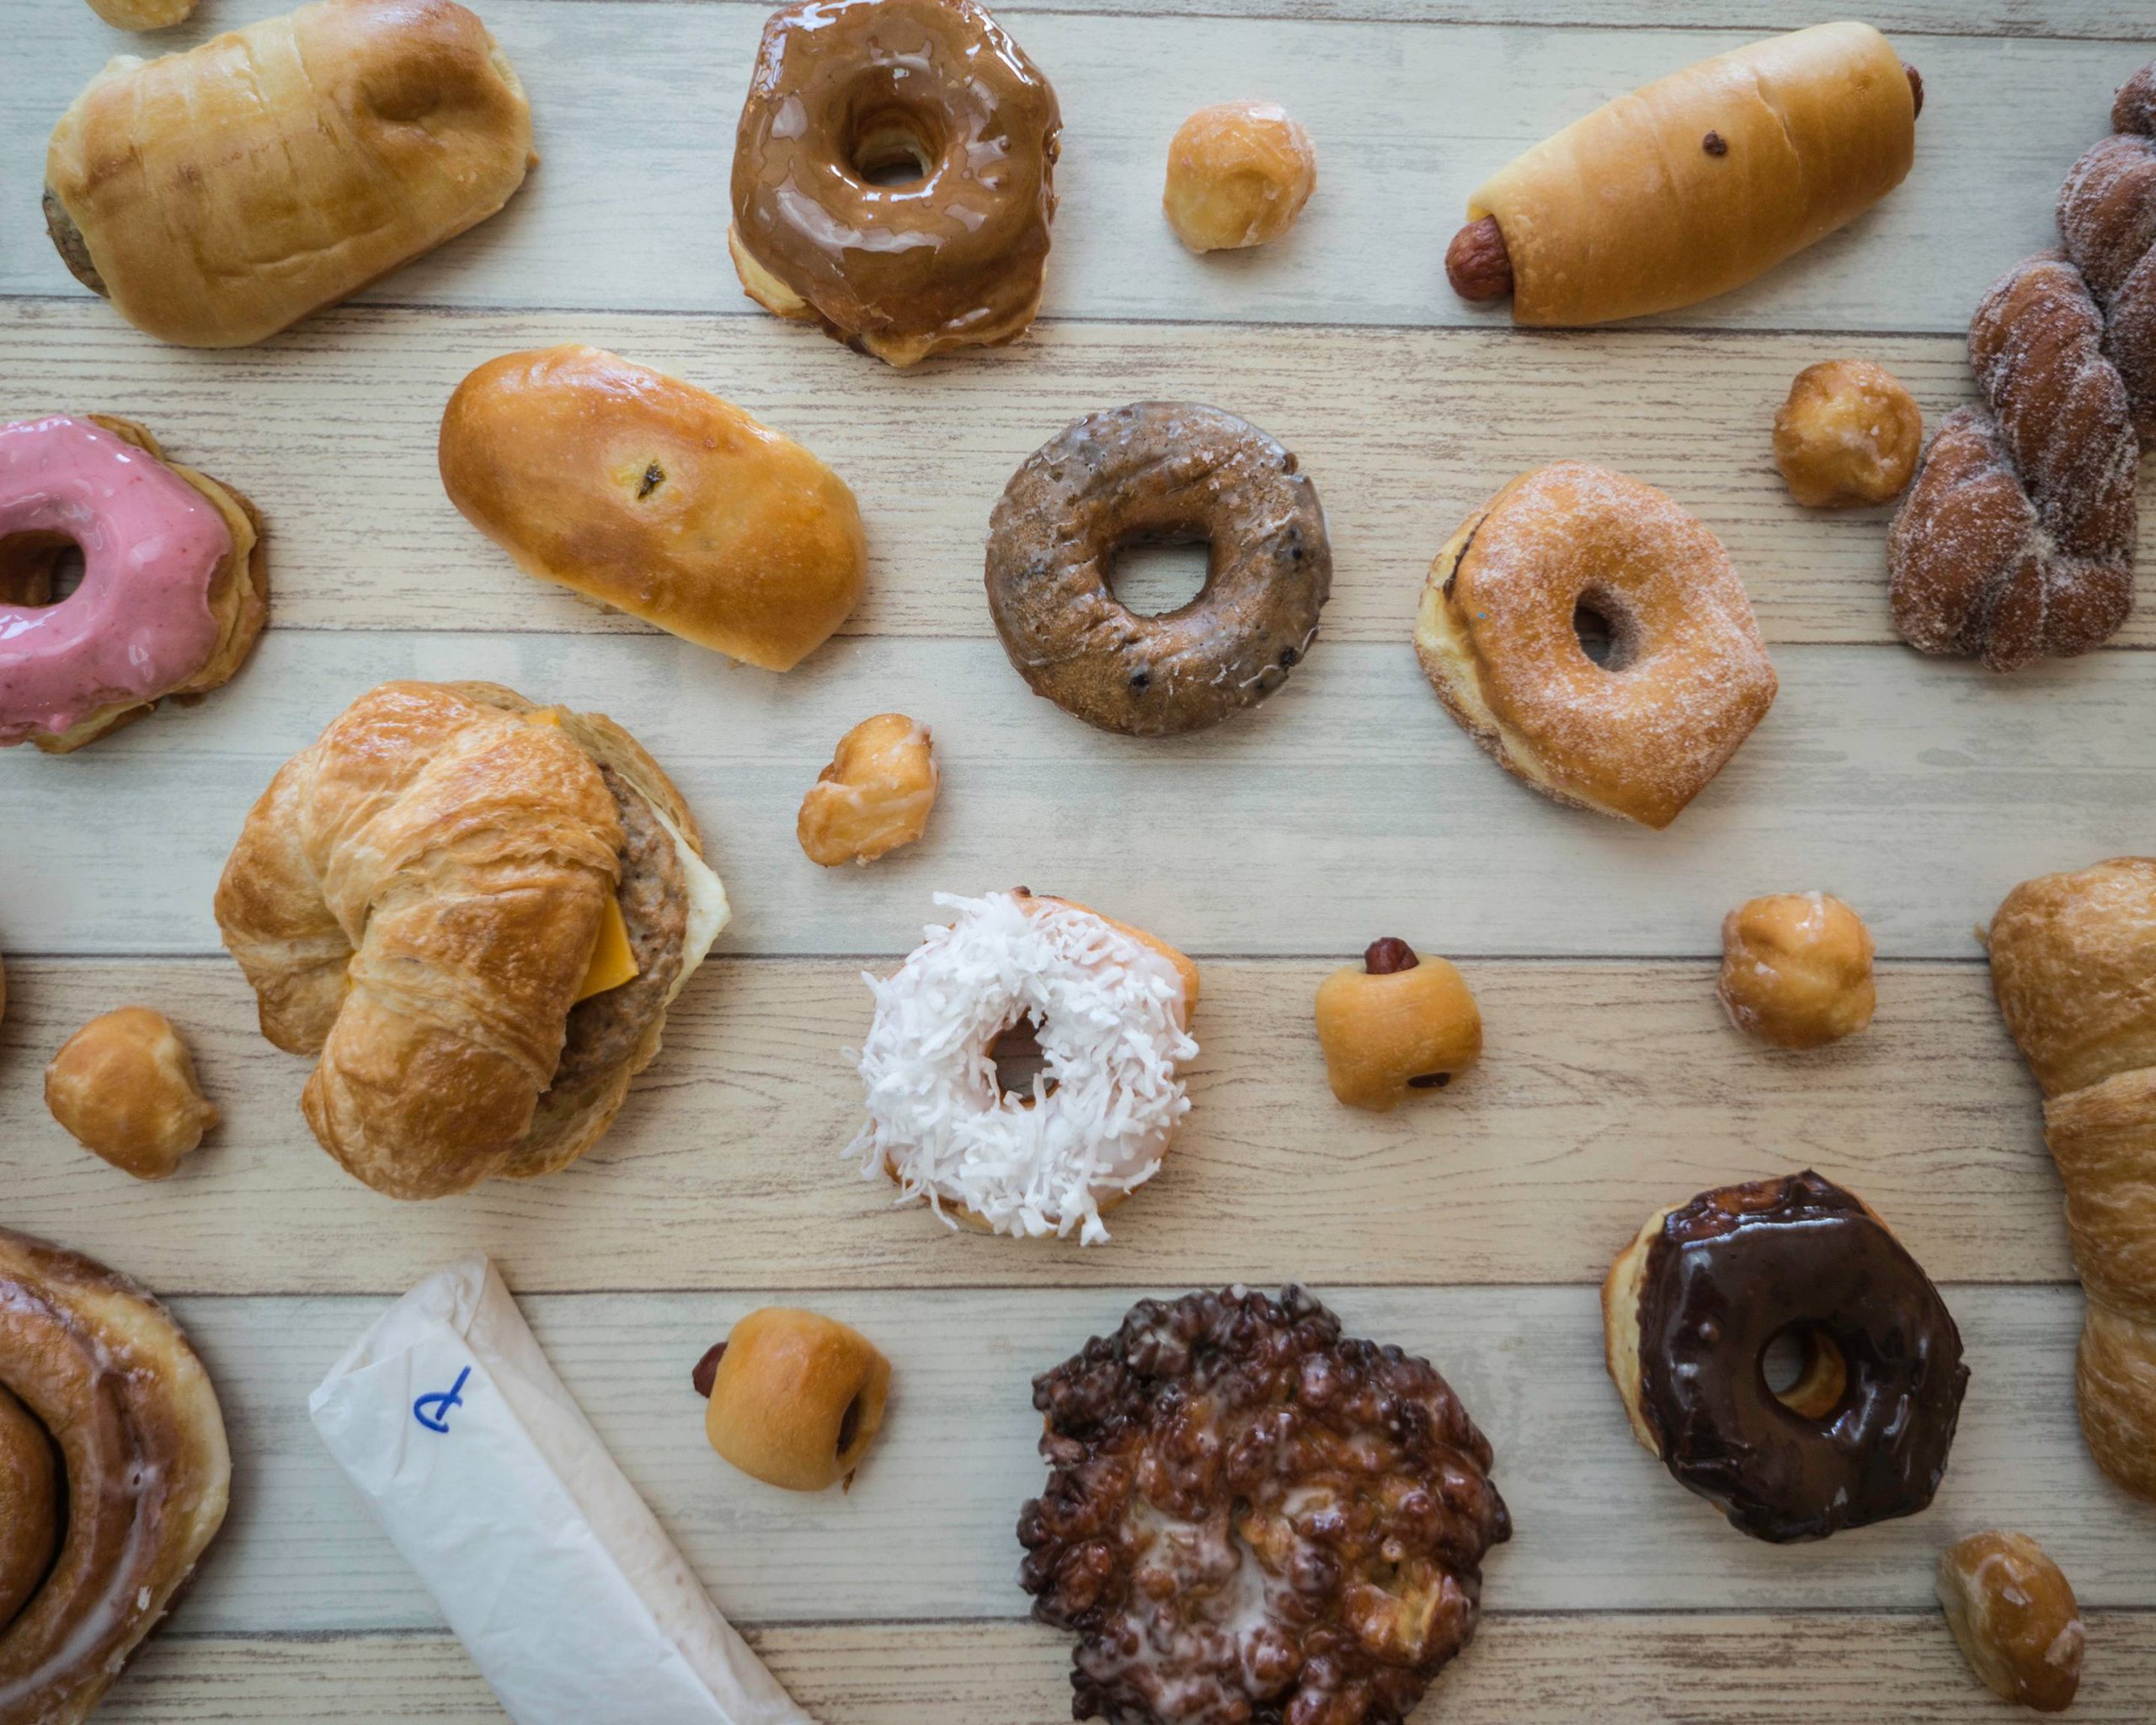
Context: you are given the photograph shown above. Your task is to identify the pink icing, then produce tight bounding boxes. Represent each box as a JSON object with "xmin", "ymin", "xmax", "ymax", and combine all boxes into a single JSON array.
[{"xmin": 1, "ymin": 414, "xmax": 232, "ymax": 745}]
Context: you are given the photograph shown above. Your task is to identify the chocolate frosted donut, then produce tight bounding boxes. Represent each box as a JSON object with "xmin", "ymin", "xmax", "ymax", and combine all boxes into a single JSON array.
[
  {"xmin": 728, "ymin": 0, "xmax": 1060, "ymax": 367},
  {"xmin": 1604, "ymin": 1171, "xmax": 1969, "ymax": 1542},
  {"xmin": 986, "ymin": 403, "xmax": 1331, "ymax": 735}
]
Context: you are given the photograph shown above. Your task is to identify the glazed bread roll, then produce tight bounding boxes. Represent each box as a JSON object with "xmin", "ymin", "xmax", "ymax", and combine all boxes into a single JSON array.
[
  {"xmin": 44, "ymin": 0, "xmax": 533, "ymax": 348},
  {"xmin": 440, "ymin": 346, "xmax": 867, "ymax": 672},
  {"xmin": 1454, "ymin": 23, "xmax": 1917, "ymax": 326}
]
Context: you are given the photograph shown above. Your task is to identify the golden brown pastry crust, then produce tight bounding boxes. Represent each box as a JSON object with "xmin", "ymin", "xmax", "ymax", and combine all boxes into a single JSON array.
[
  {"xmin": 1773, "ymin": 360, "xmax": 1923, "ymax": 509},
  {"xmin": 797, "ymin": 713, "xmax": 937, "ymax": 866},
  {"xmin": 1162, "ymin": 101, "xmax": 1315, "ymax": 252},
  {"xmin": 83, "ymin": 0, "xmax": 197, "ymax": 28},
  {"xmin": 45, "ymin": 1006, "xmax": 219, "ymax": 1179},
  {"xmin": 0, "ymin": 1227, "xmax": 229, "ymax": 1725},
  {"xmin": 1414, "ymin": 462, "xmax": 1776, "ymax": 829},
  {"xmin": 1937, "ymin": 1530, "xmax": 2084, "ymax": 1713},
  {"xmin": 1313, "ymin": 939, "xmax": 1481, "ymax": 1112},
  {"xmin": 1717, "ymin": 891, "xmax": 1876, "ymax": 1050},
  {"xmin": 440, "ymin": 346, "xmax": 865, "ymax": 673},
  {"xmin": 1465, "ymin": 23, "xmax": 1915, "ymax": 326},
  {"xmin": 700, "ymin": 1308, "xmax": 890, "ymax": 1492},
  {"xmin": 213, "ymin": 681, "xmax": 707, "ymax": 1199},
  {"xmin": 45, "ymin": 0, "xmax": 532, "ymax": 348}
]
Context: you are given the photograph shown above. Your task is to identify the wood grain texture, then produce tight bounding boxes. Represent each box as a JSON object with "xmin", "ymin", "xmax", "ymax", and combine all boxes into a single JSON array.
[
  {"xmin": 95, "ymin": 1612, "xmax": 2156, "ymax": 1723},
  {"xmin": 10, "ymin": 302, "xmax": 2155, "ymax": 648},
  {"xmin": 121, "ymin": 1284, "xmax": 2156, "ymax": 1633},
  {"xmin": 0, "ymin": 955, "xmax": 2068, "ymax": 1292},
  {"xmin": 3, "ymin": 633, "xmax": 2152, "ymax": 963},
  {"xmin": 4, "ymin": 7, "xmax": 2146, "ymax": 332}
]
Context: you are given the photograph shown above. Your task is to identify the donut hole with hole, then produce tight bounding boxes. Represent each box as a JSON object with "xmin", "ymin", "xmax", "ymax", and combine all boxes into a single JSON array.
[
  {"xmin": 1107, "ymin": 534, "xmax": 1214, "ymax": 618},
  {"xmin": 1760, "ymin": 1323, "xmax": 1849, "ymax": 1420},
  {"xmin": 0, "ymin": 531, "xmax": 87, "ymax": 607},
  {"xmin": 843, "ymin": 72, "xmax": 947, "ymax": 189}
]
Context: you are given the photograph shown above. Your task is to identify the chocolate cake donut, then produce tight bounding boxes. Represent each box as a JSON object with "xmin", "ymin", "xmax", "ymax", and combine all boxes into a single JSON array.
[
  {"xmin": 728, "ymin": 0, "xmax": 1061, "ymax": 366},
  {"xmin": 1604, "ymin": 1171, "xmax": 1969, "ymax": 1542},
  {"xmin": 986, "ymin": 403, "xmax": 1331, "ymax": 736},
  {"xmin": 1018, "ymin": 1285, "xmax": 1509, "ymax": 1725}
]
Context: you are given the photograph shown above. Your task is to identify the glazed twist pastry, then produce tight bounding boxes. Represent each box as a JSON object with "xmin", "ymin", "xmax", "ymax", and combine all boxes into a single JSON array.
[
  {"xmin": 0, "ymin": 1228, "xmax": 231, "ymax": 1723},
  {"xmin": 1890, "ymin": 65, "xmax": 2156, "ymax": 669},
  {"xmin": 1988, "ymin": 857, "xmax": 2156, "ymax": 1501}
]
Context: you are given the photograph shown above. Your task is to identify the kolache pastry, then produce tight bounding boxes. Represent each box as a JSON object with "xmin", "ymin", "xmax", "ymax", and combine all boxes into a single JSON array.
[
  {"xmin": 729, "ymin": 0, "xmax": 1061, "ymax": 366},
  {"xmin": 1987, "ymin": 857, "xmax": 2156, "ymax": 1500},
  {"xmin": 1891, "ymin": 64, "xmax": 2156, "ymax": 670},
  {"xmin": 1937, "ymin": 1530, "xmax": 2085, "ymax": 1714},
  {"xmin": 440, "ymin": 346, "xmax": 866, "ymax": 671},
  {"xmin": 1603, "ymin": 1171, "xmax": 1968, "ymax": 1541},
  {"xmin": 1163, "ymin": 101, "xmax": 1316, "ymax": 253},
  {"xmin": 0, "ymin": 1226, "xmax": 230, "ymax": 1724},
  {"xmin": 1444, "ymin": 24, "xmax": 1920, "ymax": 325},
  {"xmin": 1717, "ymin": 890, "xmax": 1876, "ymax": 1050},
  {"xmin": 1415, "ymin": 462, "xmax": 1777, "ymax": 828},
  {"xmin": 2, "ymin": 414, "xmax": 267, "ymax": 753},
  {"xmin": 1315, "ymin": 937, "xmax": 1482, "ymax": 1111},
  {"xmin": 45, "ymin": 1007, "xmax": 219, "ymax": 1181},
  {"xmin": 797, "ymin": 713, "xmax": 938, "ymax": 867},
  {"xmin": 847, "ymin": 889, "xmax": 1198, "ymax": 1244},
  {"xmin": 215, "ymin": 681, "xmax": 730, "ymax": 1199},
  {"xmin": 987, "ymin": 403, "xmax": 1331, "ymax": 736},
  {"xmin": 1019, "ymin": 1286, "xmax": 1510, "ymax": 1725},
  {"xmin": 1773, "ymin": 360, "xmax": 1923, "ymax": 509},
  {"xmin": 691, "ymin": 1308, "xmax": 890, "ymax": 1492},
  {"xmin": 44, "ymin": 0, "xmax": 533, "ymax": 349}
]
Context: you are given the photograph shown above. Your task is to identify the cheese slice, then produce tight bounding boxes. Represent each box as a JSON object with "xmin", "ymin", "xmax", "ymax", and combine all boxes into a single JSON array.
[{"xmin": 575, "ymin": 894, "xmax": 640, "ymax": 1001}]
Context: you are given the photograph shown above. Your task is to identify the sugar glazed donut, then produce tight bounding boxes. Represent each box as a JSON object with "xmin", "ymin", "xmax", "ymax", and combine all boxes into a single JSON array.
[
  {"xmin": 1019, "ymin": 1285, "xmax": 1510, "ymax": 1725},
  {"xmin": 1604, "ymin": 1171, "xmax": 1969, "ymax": 1541},
  {"xmin": 846, "ymin": 889, "xmax": 1198, "ymax": 1243},
  {"xmin": 2, "ymin": 414, "xmax": 266, "ymax": 754},
  {"xmin": 1416, "ymin": 462, "xmax": 1775, "ymax": 827},
  {"xmin": 728, "ymin": 0, "xmax": 1060, "ymax": 366},
  {"xmin": 987, "ymin": 403, "xmax": 1331, "ymax": 736}
]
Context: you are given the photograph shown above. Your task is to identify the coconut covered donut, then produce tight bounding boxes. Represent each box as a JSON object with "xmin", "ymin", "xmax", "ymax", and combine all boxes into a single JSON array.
[{"xmin": 846, "ymin": 889, "xmax": 1198, "ymax": 1243}]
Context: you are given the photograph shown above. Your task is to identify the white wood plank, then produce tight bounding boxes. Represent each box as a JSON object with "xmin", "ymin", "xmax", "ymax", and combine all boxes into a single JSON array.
[
  {"xmin": 3, "ymin": 6, "xmax": 2143, "ymax": 331},
  {"xmin": 129, "ymin": 1284, "xmax": 2156, "ymax": 1635},
  {"xmin": 13, "ymin": 305, "xmax": 2155, "ymax": 648},
  {"xmin": 0, "ymin": 956, "xmax": 2071, "ymax": 1292},
  {"xmin": 95, "ymin": 1613, "xmax": 2156, "ymax": 1724},
  {"xmin": 3, "ymin": 633, "xmax": 2151, "ymax": 961}
]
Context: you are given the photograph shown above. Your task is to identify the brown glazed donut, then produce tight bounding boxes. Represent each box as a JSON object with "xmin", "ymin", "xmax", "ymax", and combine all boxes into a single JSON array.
[
  {"xmin": 1603, "ymin": 1171, "xmax": 1968, "ymax": 1542},
  {"xmin": 728, "ymin": 0, "xmax": 1060, "ymax": 367},
  {"xmin": 985, "ymin": 403, "xmax": 1331, "ymax": 735}
]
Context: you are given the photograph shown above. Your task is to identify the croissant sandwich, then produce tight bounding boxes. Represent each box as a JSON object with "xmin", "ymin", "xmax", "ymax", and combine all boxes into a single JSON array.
[
  {"xmin": 43, "ymin": 0, "xmax": 532, "ymax": 348},
  {"xmin": 215, "ymin": 681, "xmax": 730, "ymax": 1199}
]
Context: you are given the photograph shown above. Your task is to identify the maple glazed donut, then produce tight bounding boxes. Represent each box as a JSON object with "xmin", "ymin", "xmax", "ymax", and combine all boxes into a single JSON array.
[
  {"xmin": 987, "ymin": 402, "xmax": 1331, "ymax": 735},
  {"xmin": 1604, "ymin": 1171, "xmax": 1970, "ymax": 1542},
  {"xmin": 728, "ymin": 0, "xmax": 1061, "ymax": 367}
]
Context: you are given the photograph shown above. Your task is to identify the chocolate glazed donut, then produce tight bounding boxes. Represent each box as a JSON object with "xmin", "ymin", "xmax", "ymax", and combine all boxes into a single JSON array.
[
  {"xmin": 1604, "ymin": 1171, "xmax": 1968, "ymax": 1542},
  {"xmin": 985, "ymin": 403, "xmax": 1331, "ymax": 735}
]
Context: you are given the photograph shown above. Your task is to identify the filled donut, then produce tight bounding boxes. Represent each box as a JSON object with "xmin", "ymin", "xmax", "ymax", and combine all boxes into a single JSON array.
[
  {"xmin": 1019, "ymin": 1285, "xmax": 1510, "ymax": 1725},
  {"xmin": 728, "ymin": 0, "xmax": 1060, "ymax": 367},
  {"xmin": 986, "ymin": 403, "xmax": 1331, "ymax": 736},
  {"xmin": 2, "ymin": 414, "xmax": 267, "ymax": 753},
  {"xmin": 1603, "ymin": 1170, "xmax": 1969, "ymax": 1541},
  {"xmin": 846, "ymin": 889, "xmax": 1198, "ymax": 1243},
  {"xmin": 1415, "ymin": 461, "xmax": 1775, "ymax": 827}
]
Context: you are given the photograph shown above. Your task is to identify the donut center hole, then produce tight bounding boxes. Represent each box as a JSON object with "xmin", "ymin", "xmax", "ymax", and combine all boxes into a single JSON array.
[
  {"xmin": 1762, "ymin": 1324, "xmax": 1848, "ymax": 1421},
  {"xmin": 849, "ymin": 108, "xmax": 940, "ymax": 188},
  {"xmin": 990, "ymin": 1011, "xmax": 1057, "ymax": 1100},
  {"xmin": 1108, "ymin": 537, "xmax": 1212, "ymax": 618},
  {"xmin": 1572, "ymin": 595, "xmax": 1636, "ymax": 672},
  {"xmin": 0, "ymin": 531, "xmax": 86, "ymax": 607}
]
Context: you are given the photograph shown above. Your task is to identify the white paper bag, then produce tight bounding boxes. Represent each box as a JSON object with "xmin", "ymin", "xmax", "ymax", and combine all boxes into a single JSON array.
[{"xmin": 310, "ymin": 1258, "xmax": 812, "ymax": 1725}]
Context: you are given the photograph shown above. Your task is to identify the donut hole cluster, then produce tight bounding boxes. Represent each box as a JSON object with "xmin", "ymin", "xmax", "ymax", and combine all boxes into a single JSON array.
[
  {"xmin": 1106, "ymin": 533, "xmax": 1213, "ymax": 618},
  {"xmin": 0, "ymin": 529, "xmax": 85, "ymax": 607},
  {"xmin": 844, "ymin": 77, "xmax": 946, "ymax": 188},
  {"xmin": 1760, "ymin": 1322, "xmax": 1849, "ymax": 1420}
]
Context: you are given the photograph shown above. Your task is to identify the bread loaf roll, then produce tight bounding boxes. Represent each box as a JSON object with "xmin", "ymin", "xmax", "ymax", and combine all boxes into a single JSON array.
[
  {"xmin": 440, "ymin": 345, "xmax": 867, "ymax": 672},
  {"xmin": 44, "ymin": 0, "xmax": 532, "ymax": 347},
  {"xmin": 1459, "ymin": 22, "xmax": 1917, "ymax": 326}
]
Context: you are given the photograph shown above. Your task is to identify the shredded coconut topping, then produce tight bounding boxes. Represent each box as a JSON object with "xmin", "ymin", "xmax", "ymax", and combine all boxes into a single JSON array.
[{"xmin": 845, "ymin": 891, "xmax": 1197, "ymax": 1245}]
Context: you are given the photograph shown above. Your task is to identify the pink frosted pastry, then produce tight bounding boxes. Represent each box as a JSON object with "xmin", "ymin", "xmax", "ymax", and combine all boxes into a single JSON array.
[{"xmin": 1, "ymin": 414, "xmax": 267, "ymax": 753}]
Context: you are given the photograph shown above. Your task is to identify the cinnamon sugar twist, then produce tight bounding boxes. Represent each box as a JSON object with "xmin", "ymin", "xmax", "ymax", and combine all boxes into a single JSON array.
[{"xmin": 1890, "ymin": 66, "xmax": 2156, "ymax": 670}]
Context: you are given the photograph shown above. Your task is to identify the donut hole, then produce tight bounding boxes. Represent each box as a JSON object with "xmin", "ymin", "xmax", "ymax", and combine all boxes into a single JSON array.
[
  {"xmin": 1571, "ymin": 594, "xmax": 1638, "ymax": 672},
  {"xmin": 0, "ymin": 531, "xmax": 86, "ymax": 607},
  {"xmin": 846, "ymin": 99, "xmax": 944, "ymax": 189},
  {"xmin": 990, "ymin": 1011, "xmax": 1058, "ymax": 1101},
  {"xmin": 1762, "ymin": 1323, "xmax": 1849, "ymax": 1421},
  {"xmin": 1107, "ymin": 535, "xmax": 1212, "ymax": 618}
]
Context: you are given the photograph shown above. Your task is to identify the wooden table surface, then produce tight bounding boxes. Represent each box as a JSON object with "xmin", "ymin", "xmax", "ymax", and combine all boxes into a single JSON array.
[{"xmin": 5, "ymin": 0, "xmax": 2156, "ymax": 1718}]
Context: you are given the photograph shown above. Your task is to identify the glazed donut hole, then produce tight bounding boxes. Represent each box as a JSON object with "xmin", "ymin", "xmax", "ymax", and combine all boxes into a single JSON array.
[
  {"xmin": 45, "ymin": 1006, "xmax": 219, "ymax": 1180},
  {"xmin": 0, "ymin": 528, "xmax": 86, "ymax": 607},
  {"xmin": 1936, "ymin": 1530, "xmax": 2084, "ymax": 1713},
  {"xmin": 1772, "ymin": 360, "xmax": 1923, "ymax": 509},
  {"xmin": 1163, "ymin": 100, "xmax": 1316, "ymax": 252},
  {"xmin": 796, "ymin": 713, "xmax": 938, "ymax": 867},
  {"xmin": 1717, "ymin": 891, "xmax": 1876, "ymax": 1050}
]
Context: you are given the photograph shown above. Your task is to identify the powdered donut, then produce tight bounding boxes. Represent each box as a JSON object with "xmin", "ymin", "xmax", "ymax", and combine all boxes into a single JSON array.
[{"xmin": 846, "ymin": 889, "xmax": 1198, "ymax": 1243}]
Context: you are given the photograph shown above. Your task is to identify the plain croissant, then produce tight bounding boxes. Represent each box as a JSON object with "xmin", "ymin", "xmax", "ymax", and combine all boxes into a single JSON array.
[{"xmin": 1988, "ymin": 856, "xmax": 2156, "ymax": 1500}]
